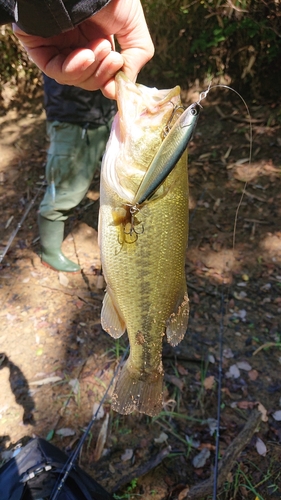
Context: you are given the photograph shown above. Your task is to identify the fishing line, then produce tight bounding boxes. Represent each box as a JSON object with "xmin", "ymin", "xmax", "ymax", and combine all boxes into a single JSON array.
[
  {"xmin": 198, "ymin": 83, "xmax": 253, "ymax": 250},
  {"xmin": 50, "ymin": 343, "xmax": 129, "ymax": 500},
  {"xmin": 197, "ymin": 83, "xmax": 252, "ymax": 500}
]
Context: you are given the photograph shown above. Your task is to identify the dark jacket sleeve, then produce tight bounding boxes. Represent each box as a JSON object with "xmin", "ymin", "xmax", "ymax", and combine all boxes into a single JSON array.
[{"xmin": 0, "ymin": 0, "xmax": 110, "ymax": 37}]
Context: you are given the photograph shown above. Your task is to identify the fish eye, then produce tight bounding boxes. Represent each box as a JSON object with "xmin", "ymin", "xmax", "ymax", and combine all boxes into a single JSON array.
[{"xmin": 190, "ymin": 107, "xmax": 198, "ymax": 116}]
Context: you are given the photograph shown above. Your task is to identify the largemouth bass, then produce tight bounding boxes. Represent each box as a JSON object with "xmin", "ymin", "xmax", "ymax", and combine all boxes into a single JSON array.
[{"xmin": 99, "ymin": 72, "xmax": 192, "ymax": 416}]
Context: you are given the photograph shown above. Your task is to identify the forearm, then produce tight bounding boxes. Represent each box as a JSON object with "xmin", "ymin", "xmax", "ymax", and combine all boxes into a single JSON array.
[{"xmin": 0, "ymin": 0, "xmax": 110, "ymax": 37}]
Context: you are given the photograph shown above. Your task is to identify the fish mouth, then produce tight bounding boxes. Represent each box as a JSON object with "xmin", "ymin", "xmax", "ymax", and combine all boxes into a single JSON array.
[
  {"xmin": 101, "ymin": 72, "xmax": 184, "ymax": 203},
  {"xmin": 115, "ymin": 72, "xmax": 182, "ymax": 141}
]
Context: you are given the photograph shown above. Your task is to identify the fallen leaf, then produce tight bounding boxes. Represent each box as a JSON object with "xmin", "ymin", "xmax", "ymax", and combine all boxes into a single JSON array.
[
  {"xmin": 207, "ymin": 418, "xmax": 217, "ymax": 436},
  {"xmin": 178, "ymin": 486, "xmax": 190, "ymax": 500},
  {"xmin": 248, "ymin": 369, "xmax": 259, "ymax": 381},
  {"xmin": 208, "ymin": 354, "xmax": 215, "ymax": 364},
  {"xmin": 185, "ymin": 436, "xmax": 200, "ymax": 449},
  {"xmin": 6, "ymin": 313, "xmax": 17, "ymax": 321},
  {"xmin": 154, "ymin": 432, "xmax": 168, "ymax": 444},
  {"xmin": 109, "ymin": 463, "xmax": 115, "ymax": 474},
  {"xmin": 233, "ymin": 291, "xmax": 247, "ymax": 300},
  {"xmin": 272, "ymin": 410, "xmax": 281, "ymax": 421},
  {"xmin": 223, "ymin": 348, "xmax": 234, "ymax": 359},
  {"xmin": 237, "ymin": 401, "xmax": 255, "ymax": 410},
  {"xmin": 121, "ymin": 448, "xmax": 134, "ymax": 462},
  {"xmin": 234, "ymin": 309, "xmax": 247, "ymax": 321},
  {"xmin": 93, "ymin": 413, "xmax": 109, "ymax": 461},
  {"xmin": 165, "ymin": 373, "xmax": 184, "ymax": 391},
  {"xmin": 198, "ymin": 442, "xmax": 216, "ymax": 451},
  {"xmin": 192, "ymin": 292, "xmax": 200, "ymax": 304},
  {"xmin": 255, "ymin": 437, "xmax": 267, "ymax": 456},
  {"xmin": 236, "ymin": 361, "xmax": 252, "ymax": 371},
  {"xmin": 69, "ymin": 378, "xmax": 79, "ymax": 394},
  {"xmin": 92, "ymin": 403, "xmax": 105, "ymax": 420},
  {"xmin": 203, "ymin": 375, "xmax": 215, "ymax": 390},
  {"xmin": 58, "ymin": 272, "xmax": 69, "ymax": 287},
  {"xmin": 226, "ymin": 364, "xmax": 240, "ymax": 379},
  {"xmin": 56, "ymin": 428, "xmax": 75, "ymax": 437},
  {"xmin": 177, "ymin": 364, "xmax": 188, "ymax": 375},
  {"xmin": 221, "ymin": 387, "xmax": 232, "ymax": 398},
  {"xmin": 227, "ymin": 472, "xmax": 233, "ymax": 483},
  {"xmin": 257, "ymin": 402, "xmax": 268, "ymax": 422},
  {"xmin": 192, "ymin": 448, "xmax": 211, "ymax": 468}
]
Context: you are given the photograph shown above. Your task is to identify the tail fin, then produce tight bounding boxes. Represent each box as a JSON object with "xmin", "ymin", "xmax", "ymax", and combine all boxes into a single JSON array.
[{"xmin": 111, "ymin": 360, "xmax": 163, "ymax": 417}]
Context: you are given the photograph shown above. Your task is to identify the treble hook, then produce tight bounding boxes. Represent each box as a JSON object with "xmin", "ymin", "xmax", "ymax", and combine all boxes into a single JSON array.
[
  {"xmin": 123, "ymin": 205, "xmax": 144, "ymax": 237},
  {"xmin": 163, "ymin": 104, "xmax": 185, "ymax": 137}
]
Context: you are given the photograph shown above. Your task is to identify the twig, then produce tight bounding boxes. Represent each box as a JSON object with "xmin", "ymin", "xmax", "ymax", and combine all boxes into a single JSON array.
[
  {"xmin": 215, "ymin": 106, "xmax": 263, "ymax": 124},
  {"xmin": 52, "ymin": 360, "xmax": 87, "ymax": 431},
  {"xmin": 111, "ymin": 446, "xmax": 171, "ymax": 493},
  {"xmin": 0, "ymin": 181, "xmax": 46, "ymax": 264},
  {"xmin": 184, "ymin": 409, "xmax": 262, "ymax": 499},
  {"xmin": 253, "ymin": 342, "xmax": 281, "ymax": 356},
  {"xmin": 39, "ymin": 284, "xmax": 103, "ymax": 304},
  {"xmin": 243, "ymin": 190, "xmax": 267, "ymax": 203}
]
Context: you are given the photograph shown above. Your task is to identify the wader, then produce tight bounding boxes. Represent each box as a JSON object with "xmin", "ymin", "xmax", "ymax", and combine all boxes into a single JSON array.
[{"xmin": 39, "ymin": 121, "xmax": 110, "ymax": 272}]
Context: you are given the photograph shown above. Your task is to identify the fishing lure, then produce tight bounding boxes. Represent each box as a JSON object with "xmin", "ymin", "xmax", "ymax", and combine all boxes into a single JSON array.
[{"xmin": 132, "ymin": 101, "xmax": 201, "ymax": 206}]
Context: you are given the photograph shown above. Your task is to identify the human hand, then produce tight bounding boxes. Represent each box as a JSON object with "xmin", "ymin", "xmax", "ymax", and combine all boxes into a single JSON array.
[{"xmin": 13, "ymin": 0, "xmax": 154, "ymax": 99}]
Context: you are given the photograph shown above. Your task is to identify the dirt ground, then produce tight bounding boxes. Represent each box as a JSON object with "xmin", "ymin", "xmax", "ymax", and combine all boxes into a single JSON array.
[{"xmin": 0, "ymin": 83, "xmax": 281, "ymax": 500}]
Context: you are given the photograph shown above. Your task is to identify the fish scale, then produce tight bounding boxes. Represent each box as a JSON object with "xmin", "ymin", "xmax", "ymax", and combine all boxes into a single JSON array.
[{"xmin": 99, "ymin": 72, "xmax": 190, "ymax": 416}]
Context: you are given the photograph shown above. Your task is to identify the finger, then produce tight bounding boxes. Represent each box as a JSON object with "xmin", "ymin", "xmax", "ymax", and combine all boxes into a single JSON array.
[
  {"xmin": 100, "ymin": 79, "xmax": 117, "ymax": 100},
  {"xmin": 68, "ymin": 51, "xmax": 124, "ymax": 98},
  {"xmin": 61, "ymin": 41, "xmax": 111, "ymax": 75},
  {"xmin": 121, "ymin": 46, "xmax": 154, "ymax": 84}
]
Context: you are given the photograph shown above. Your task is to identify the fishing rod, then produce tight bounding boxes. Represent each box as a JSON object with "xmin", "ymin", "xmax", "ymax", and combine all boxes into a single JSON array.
[
  {"xmin": 0, "ymin": 180, "xmax": 46, "ymax": 264},
  {"xmin": 50, "ymin": 344, "xmax": 129, "ymax": 500},
  {"xmin": 212, "ymin": 289, "xmax": 225, "ymax": 499},
  {"xmin": 200, "ymin": 84, "xmax": 252, "ymax": 500}
]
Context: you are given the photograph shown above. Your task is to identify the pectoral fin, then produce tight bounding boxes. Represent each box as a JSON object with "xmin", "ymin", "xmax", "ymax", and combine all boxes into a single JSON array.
[
  {"xmin": 166, "ymin": 292, "xmax": 189, "ymax": 346},
  {"xmin": 101, "ymin": 290, "xmax": 126, "ymax": 338}
]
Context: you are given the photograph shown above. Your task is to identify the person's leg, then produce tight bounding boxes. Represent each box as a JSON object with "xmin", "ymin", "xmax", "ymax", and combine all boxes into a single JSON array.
[{"xmin": 39, "ymin": 121, "xmax": 110, "ymax": 271}]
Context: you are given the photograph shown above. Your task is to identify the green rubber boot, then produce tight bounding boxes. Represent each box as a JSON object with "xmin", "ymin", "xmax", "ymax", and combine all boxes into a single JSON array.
[{"xmin": 38, "ymin": 215, "xmax": 81, "ymax": 273}]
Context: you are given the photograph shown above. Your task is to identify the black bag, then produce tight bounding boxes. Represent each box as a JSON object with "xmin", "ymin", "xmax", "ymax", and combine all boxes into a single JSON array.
[{"xmin": 0, "ymin": 438, "xmax": 113, "ymax": 500}]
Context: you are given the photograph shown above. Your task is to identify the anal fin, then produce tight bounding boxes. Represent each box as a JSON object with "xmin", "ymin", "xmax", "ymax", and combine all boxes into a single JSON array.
[
  {"xmin": 166, "ymin": 292, "xmax": 189, "ymax": 347},
  {"xmin": 101, "ymin": 290, "xmax": 126, "ymax": 338}
]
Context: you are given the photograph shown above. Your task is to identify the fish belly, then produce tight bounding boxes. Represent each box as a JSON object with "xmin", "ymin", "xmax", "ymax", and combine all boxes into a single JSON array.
[{"xmin": 100, "ymin": 151, "xmax": 189, "ymax": 416}]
